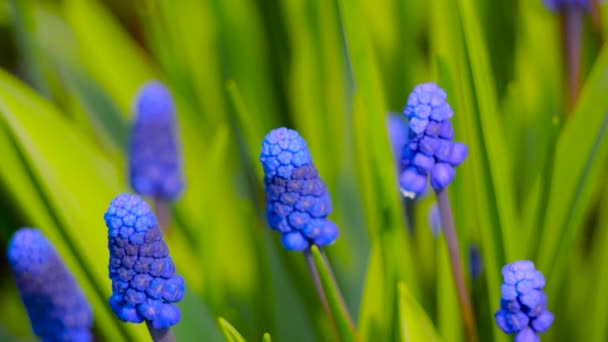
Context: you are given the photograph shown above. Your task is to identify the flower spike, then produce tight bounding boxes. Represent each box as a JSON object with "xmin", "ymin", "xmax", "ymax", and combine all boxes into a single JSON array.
[
  {"xmin": 400, "ymin": 82, "xmax": 468, "ymax": 199},
  {"xmin": 104, "ymin": 193, "xmax": 184, "ymax": 341},
  {"xmin": 260, "ymin": 127, "xmax": 338, "ymax": 251},
  {"xmin": 129, "ymin": 81, "xmax": 184, "ymax": 201},
  {"xmin": 495, "ymin": 261, "xmax": 554, "ymax": 340},
  {"xmin": 7, "ymin": 228, "xmax": 93, "ymax": 342}
]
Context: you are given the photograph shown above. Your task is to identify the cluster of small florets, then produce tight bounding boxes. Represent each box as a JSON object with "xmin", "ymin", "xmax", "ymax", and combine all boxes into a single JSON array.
[
  {"xmin": 104, "ymin": 194, "xmax": 184, "ymax": 329},
  {"xmin": 543, "ymin": 0, "xmax": 590, "ymax": 11},
  {"xmin": 7, "ymin": 228, "xmax": 93, "ymax": 342},
  {"xmin": 260, "ymin": 128, "xmax": 339, "ymax": 251},
  {"xmin": 129, "ymin": 81, "xmax": 184, "ymax": 200},
  {"xmin": 399, "ymin": 82, "xmax": 468, "ymax": 198},
  {"xmin": 495, "ymin": 261, "xmax": 554, "ymax": 342}
]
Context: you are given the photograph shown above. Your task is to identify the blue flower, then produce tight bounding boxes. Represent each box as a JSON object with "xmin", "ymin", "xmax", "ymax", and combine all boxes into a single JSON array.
[
  {"xmin": 543, "ymin": 0, "xmax": 590, "ymax": 11},
  {"xmin": 468, "ymin": 244, "xmax": 484, "ymax": 280},
  {"xmin": 129, "ymin": 81, "xmax": 184, "ymax": 201},
  {"xmin": 495, "ymin": 261, "xmax": 553, "ymax": 339},
  {"xmin": 428, "ymin": 203, "xmax": 442, "ymax": 236},
  {"xmin": 400, "ymin": 83, "xmax": 468, "ymax": 198},
  {"xmin": 386, "ymin": 114, "xmax": 409, "ymax": 172},
  {"xmin": 7, "ymin": 228, "xmax": 93, "ymax": 342},
  {"xmin": 104, "ymin": 194, "xmax": 184, "ymax": 329},
  {"xmin": 260, "ymin": 128, "xmax": 339, "ymax": 251}
]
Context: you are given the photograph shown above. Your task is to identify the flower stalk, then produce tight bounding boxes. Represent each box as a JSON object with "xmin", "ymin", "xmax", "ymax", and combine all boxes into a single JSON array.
[
  {"xmin": 146, "ymin": 321, "xmax": 176, "ymax": 342},
  {"xmin": 436, "ymin": 189, "xmax": 478, "ymax": 342}
]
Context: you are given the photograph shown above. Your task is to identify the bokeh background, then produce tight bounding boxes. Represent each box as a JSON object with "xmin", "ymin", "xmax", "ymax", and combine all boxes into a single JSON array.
[{"xmin": 0, "ymin": 0, "xmax": 607, "ymax": 341}]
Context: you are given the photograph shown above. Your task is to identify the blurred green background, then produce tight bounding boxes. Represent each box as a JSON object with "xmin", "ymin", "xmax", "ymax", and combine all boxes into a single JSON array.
[{"xmin": 0, "ymin": 0, "xmax": 607, "ymax": 341}]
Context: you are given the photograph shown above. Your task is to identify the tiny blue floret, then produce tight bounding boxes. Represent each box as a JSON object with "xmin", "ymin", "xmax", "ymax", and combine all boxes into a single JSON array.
[
  {"xmin": 104, "ymin": 194, "xmax": 184, "ymax": 329},
  {"xmin": 7, "ymin": 228, "xmax": 93, "ymax": 342},
  {"xmin": 260, "ymin": 128, "xmax": 339, "ymax": 251},
  {"xmin": 129, "ymin": 81, "xmax": 184, "ymax": 201}
]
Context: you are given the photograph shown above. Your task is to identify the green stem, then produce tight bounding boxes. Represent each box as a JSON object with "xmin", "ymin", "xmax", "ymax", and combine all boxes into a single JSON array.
[
  {"xmin": 310, "ymin": 246, "xmax": 359, "ymax": 342},
  {"xmin": 435, "ymin": 189, "xmax": 478, "ymax": 342},
  {"xmin": 304, "ymin": 247, "xmax": 331, "ymax": 317}
]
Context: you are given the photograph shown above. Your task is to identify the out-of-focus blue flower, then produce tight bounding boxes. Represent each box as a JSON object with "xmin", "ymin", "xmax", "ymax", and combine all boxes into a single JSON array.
[
  {"xmin": 543, "ymin": 0, "xmax": 590, "ymax": 11},
  {"xmin": 104, "ymin": 194, "xmax": 184, "ymax": 329},
  {"xmin": 260, "ymin": 128, "xmax": 339, "ymax": 251},
  {"xmin": 400, "ymin": 83, "xmax": 468, "ymax": 198},
  {"xmin": 428, "ymin": 203, "xmax": 441, "ymax": 236},
  {"xmin": 468, "ymin": 244, "xmax": 484, "ymax": 280},
  {"xmin": 495, "ymin": 261, "xmax": 553, "ymax": 340},
  {"xmin": 386, "ymin": 114, "xmax": 409, "ymax": 172},
  {"xmin": 7, "ymin": 228, "xmax": 93, "ymax": 342},
  {"xmin": 129, "ymin": 81, "xmax": 184, "ymax": 201}
]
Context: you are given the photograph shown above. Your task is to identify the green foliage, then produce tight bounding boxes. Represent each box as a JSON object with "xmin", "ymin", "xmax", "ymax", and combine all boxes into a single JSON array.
[{"xmin": 0, "ymin": 0, "xmax": 607, "ymax": 341}]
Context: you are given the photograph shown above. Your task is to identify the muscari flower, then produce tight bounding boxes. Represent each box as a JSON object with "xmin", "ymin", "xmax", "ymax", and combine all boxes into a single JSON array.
[
  {"xmin": 7, "ymin": 228, "xmax": 93, "ymax": 342},
  {"xmin": 386, "ymin": 114, "xmax": 409, "ymax": 172},
  {"xmin": 260, "ymin": 128, "xmax": 339, "ymax": 251},
  {"xmin": 543, "ymin": 0, "xmax": 590, "ymax": 11},
  {"xmin": 399, "ymin": 82, "xmax": 468, "ymax": 198},
  {"xmin": 129, "ymin": 81, "xmax": 184, "ymax": 201},
  {"xmin": 495, "ymin": 261, "xmax": 554, "ymax": 341},
  {"xmin": 104, "ymin": 194, "xmax": 184, "ymax": 329}
]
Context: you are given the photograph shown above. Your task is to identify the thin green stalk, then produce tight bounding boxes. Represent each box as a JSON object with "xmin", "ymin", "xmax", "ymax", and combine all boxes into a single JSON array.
[
  {"xmin": 435, "ymin": 189, "xmax": 477, "ymax": 342},
  {"xmin": 310, "ymin": 246, "xmax": 358, "ymax": 342},
  {"xmin": 303, "ymin": 247, "xmax": 331, "ymax": 317}
]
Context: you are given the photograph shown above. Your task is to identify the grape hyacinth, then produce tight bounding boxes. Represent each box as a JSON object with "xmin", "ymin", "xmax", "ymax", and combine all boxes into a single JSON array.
[
  {"xmin": 7, "ymin": 228, "xmax": 93, "ymax": 342},
  {"xmin": 386, "ymin": 114, "xmax": 409, "ymax": 173},
  {"xmin": 399, "ymin": 82, "xmax": 468, "ymax": 199},
  {"xmin": 129, "ymin": 81, "xmax": 184, "ymax": 201},
  {"xmin": 401, "ymin": 82, "xmax": 476, "ymax": 341},
  {"xmin": 495, "ymin": 261, "xmax": 554, "ymax": 341},
  {"xmin": 104, "ymin": 193, "xmax": 184, "ymax": 338},
  {"xmin": 260, "ymin": 127, "xmax": 339, "ymax": 251}
]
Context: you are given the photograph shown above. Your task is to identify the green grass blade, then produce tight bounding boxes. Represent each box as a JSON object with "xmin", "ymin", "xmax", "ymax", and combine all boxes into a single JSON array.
[
  {"xmin": 0, "ymin": 69, "xmax": 148, "ymax": 341},
  {"xmin": 398, "ymin": 282, "xmax": 441, "ymax": 342},
  {"xmin": 536, "ymin": 44, "xmax": 608, "ymax": 292},
  {"xmin": 262, "ymin": 333, "xmax": 271, "ymax": 342},
  {"xmin": 63, "ymin": 0, "xmax": 157, "ymax": 115},
  {"xmin": 172, "ymin": 290, "xmax": 223, "ymax": 342},
  {"xmin": 581, "ymin": 181, "xmax": 608, "ymax": 341},
  {"xmin": 430, "ymin": 0, "xmax": 510, "ymax": 340},
  {"xmin": 218, "ymin": 318, "xmax": 246, "ymax": 342}
]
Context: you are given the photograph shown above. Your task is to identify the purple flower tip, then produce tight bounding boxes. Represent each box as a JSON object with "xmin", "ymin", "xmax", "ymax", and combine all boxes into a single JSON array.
[
  {"xmin": 7, "ymin": 228, "xmax": 93, "ymax": 342},
  {"xmin": 260, "ymin": 127, "xmax": 313, "ymax": 179},
  {"xmin": 261, "ymin": 128, "xmax": 338, "ymax": 251},
  {"xmin": 399, "ymin": 83, "xmax": 467, "ymax": 197},
  {"xmin": 543, "ymin": 0, "xmax": 590, "ymax": 11},
  {"xmin": 495, "ymin": 260, "xmax": 553, "ymax": 337},
  {"xmin": 129, "ymin": 81, "xmax": 184, "ymax": 201},
  {"xmin": 104, "ymin": 194, "xmax": 184, "ymax": 329}
]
